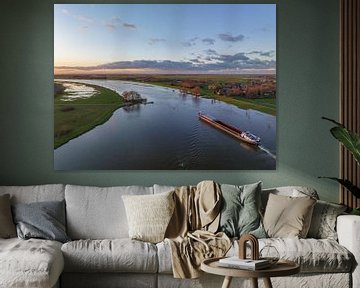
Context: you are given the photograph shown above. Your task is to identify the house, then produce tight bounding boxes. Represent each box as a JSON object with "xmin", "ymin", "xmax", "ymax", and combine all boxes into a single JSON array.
[{"xmin": 122, "ymin": 91, "xmax": 144, "ymax": 102}]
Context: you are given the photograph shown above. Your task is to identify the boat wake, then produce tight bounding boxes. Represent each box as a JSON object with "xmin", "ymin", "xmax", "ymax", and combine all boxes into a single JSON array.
[{"xmin": 258, "ymin": 145, "xmax": 276, "ymax": 159}]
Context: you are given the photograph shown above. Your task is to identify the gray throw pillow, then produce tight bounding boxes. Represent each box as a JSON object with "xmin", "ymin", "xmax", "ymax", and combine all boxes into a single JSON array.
[
  {"xmin": 12, "ymin": 200, "xmax": 70, "ymax": 243},
  {"xmin": 0, "ymin": 194, "xmax": 17, "ymax": 238},
  {"xmin": 218, "ymin": 182, "xmax": 266, "ymax": 238},
  {"xmin": 307, "ymin": 200, "xmax": 347, "ymax": 240}
]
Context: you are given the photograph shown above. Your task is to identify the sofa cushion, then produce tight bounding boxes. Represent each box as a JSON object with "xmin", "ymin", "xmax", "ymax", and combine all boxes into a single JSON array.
[
  {"xmin": 261, "ymin": 238, "xmax": 353, "ymax": 273},
  {"xmin": 307, "ymin": 200, "xmax": 347, "ymax": 240},
  {"xmin": 65, "ymin": 185, "xmax": 153, "ymax": 239},
  {"xmin": 122, "ymin": 191, "xmax": 175, "ymax": 243},
  {"xmin": 12, "ymin": 200, "xmax": 70, "ymax": 243},
  {"xmin": 0, "ymin": 194, "xmax": 16, "ymax": 238},
  {"xmin": 263, "ymin": 194, "xmax": 316, "ymax": 238},
  {"xmin": 0, "ymin": 238, "xmax": 64, "ymax": 288},
  {"xmin": 0, "ymin": 184, "xmax": 65, "ymax": 204},
  {"xmin": 218, "ymin": 182, "xmax": 266, "ymax": 238},
  {"xmin": 157, "ymin": 237, "xmax": 353, "ymax": 274},
  {"xmin": 61, "ymin": 239, "xmax": 158, "ymax": 273},
  {"xmin": 156, "ymin": 240, "xmax": 173, "ymax": 274},
  {"xmin": 234, "ymin": 238, "xmax": 353, "ymax": 273}
]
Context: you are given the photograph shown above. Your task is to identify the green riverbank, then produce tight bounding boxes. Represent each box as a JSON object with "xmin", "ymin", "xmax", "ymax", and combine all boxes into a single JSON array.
[
  {"xmin": 54, "ymin": 82, "xmax": 124, "ymax": 149},
  {"xmin": 143, "ymin": 81, "xmax": 276, "ymax": 116}
]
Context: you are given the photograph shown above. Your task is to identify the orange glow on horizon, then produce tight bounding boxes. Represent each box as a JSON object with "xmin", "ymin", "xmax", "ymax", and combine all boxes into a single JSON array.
[
  {"xmin": 54, "ymin": 67, "xmax": 162, "ymax": 75},
  {"xmin": 54, "ymin": 59, "xmax": 105, "ymax": 67}
]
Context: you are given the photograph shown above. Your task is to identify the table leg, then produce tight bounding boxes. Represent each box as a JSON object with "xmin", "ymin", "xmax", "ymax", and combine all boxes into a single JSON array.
[
  {"xmin": 221, "ymin": 276, "xmax": 233, "ymax": 288},
  {"xmin": 263, "ymin": 277, "xmax": 273, "ymax": 288},
  {"xmin": 251, "ymin": 278, "xmax": 258, "ymax": 288}
]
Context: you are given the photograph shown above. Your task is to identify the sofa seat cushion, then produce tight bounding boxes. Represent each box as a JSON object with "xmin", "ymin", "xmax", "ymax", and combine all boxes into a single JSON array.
[
  {"xmin": 0, "ymin": 238, "xmax": 64, "ymax": 288},
  {"xmin": 62, "ymin": 239, "xmax": 158, "ymax": 273},
  {"xmin": 231, "ymin": 238, "xmax": 353, "ymax": 273},
  {"xmin": 157, "ymin": 238, "xmax": 353, "ymax": 274}
]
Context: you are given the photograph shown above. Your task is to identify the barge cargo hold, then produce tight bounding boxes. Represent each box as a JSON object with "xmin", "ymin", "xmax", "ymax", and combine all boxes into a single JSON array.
[{"xmin": 198, "ymin": 112, "xmax": 261, "ymax": 145}]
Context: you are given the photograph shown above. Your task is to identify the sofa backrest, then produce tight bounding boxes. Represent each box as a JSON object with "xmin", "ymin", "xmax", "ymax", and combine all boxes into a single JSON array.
[
  {"xmin": 0, "ymin": 184, "xmax": 320, "ymax": 240},
  {"xmin": 65, "ymin": 184, "xmax": 154, "ymax": 240},
  {"xmin": 0, "ymin": 184, "xmax": 65, "ymax": 204},
  {"xmin": 153, "ymin": 184, "xmax": 176, "ymax": 194}
]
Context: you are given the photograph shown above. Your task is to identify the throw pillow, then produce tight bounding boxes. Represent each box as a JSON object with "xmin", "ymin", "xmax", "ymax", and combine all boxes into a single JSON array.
[
  {"xmin": 12, "ymin": 200, "xmax": 70, "ymax": 243},
  {"xmin": 0, "ymin": 194, "xmax": 17, "ymax": 238},
  {"xmin": 307, "ymin": 200, "xmax": 347, "ymax": 240},
  {"xmin": 263, "ymin": 193, "xmax": 316, "ymax": 238},
  {"xmin": 218, "ymin": 182, "xmax": 266, "ymax": 238},
  {"xmin": 122, "ymin": 190, "xmax": 175, "ymax": 243}
]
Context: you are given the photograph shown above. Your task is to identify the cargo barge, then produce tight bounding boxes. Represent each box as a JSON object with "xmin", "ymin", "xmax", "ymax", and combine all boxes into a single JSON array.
[{"xmin": 198, "ymin": 112, "xmax": 261, "ymax": 145}]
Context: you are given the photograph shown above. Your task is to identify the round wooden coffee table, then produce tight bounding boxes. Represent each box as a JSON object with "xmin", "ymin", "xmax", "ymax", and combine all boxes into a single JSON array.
[{"xmin": 201, "ymin": 257, "xmax": 300, "ymax": 288}]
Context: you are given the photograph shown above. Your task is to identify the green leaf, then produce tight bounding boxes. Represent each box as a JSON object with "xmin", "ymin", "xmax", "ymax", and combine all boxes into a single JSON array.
[
  {"xmin": 322, "ymin": 116, "xmax": 344, "ymax": 127},
  {"xmin": 318, "ymin": 177, "xmax": 360, "ymax": 198},
  {"xmin": 330, "ymin": 127, "xmax": 360, "ymax": 165},
  {"xmin": 322, "ymin": 117, "xmax": 360, "ymax": 165},
  {"xmin": 351, "ymin": 208, "xmax": 360, "ymax": 215}
]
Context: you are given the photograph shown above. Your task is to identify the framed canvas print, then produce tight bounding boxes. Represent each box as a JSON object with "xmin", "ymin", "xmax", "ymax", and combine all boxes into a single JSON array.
[{"xmin": 54, "ymin": 4, "xmax": 276, "ymax": 170}]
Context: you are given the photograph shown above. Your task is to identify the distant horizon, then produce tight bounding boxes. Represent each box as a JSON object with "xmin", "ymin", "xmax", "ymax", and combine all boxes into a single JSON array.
[
  {"xmin": 54, "ymin": 4, "xmax": 276, "ymax": 75},
  {"xmin": 54, "ymin": 72, "xmax": 276, "ymax": 77},
  {"xmin": 54, "ymin": 67, "xmax": 276, "ymax": 76}
]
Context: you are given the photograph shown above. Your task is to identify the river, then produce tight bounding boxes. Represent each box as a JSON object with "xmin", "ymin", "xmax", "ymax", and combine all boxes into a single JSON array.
[{"xmin": 54, "ymin": 79, "xmax": 276, "ymax": 170}]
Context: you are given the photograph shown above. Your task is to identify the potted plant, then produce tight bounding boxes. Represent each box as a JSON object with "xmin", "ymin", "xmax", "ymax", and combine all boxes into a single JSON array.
[{"xmin": 320, "ymin": 117, "xmax": 360, "ymax": 215}]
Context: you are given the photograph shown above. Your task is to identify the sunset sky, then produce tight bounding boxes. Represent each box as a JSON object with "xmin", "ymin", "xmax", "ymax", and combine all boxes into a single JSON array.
[{"xmin": 54, "ymin": 4, "xmax": 276, "ymax": 75}]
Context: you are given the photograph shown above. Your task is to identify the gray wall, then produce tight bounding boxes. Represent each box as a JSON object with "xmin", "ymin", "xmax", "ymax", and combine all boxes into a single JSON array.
[{"xmin": 0, "ymin": 0, "xmax": 340, "ymax": 202}]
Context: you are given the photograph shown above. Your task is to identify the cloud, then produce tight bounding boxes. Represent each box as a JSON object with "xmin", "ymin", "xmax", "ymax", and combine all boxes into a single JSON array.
[
  {"xmin": 57, "ymin": 51, "xmax": 275, "ymax": 73},
  {"xmin": 202, "ymin": 38, "xmax": 215, "ymax": 45},
  {"xmin": 260, "ymin": 51, "xmax": 275, "ymax": 57},
  {"xmin": 182, "ymin": 37, "xmax": 198, "ymax": 47},
  {"xmin": 148, "ymin": 38, "xmax": 166, "ymax": 45},
  {"xmin": 247, "ymin": 50, "xmax": 276, "ymax": 58},
  {"xmin": 105, "ymin": 24, "xmax": 117, "ymax": 32},
  {"xmin": 123, "ymin": 23, "xmax": 137, "ymax": 29},
  {"xmin": 181, "ymin": 42, "xmax": 193, "ymax": 47},
  {"xmin": 218, "ymin": 52, "xmax": 249, "ymax": 62},
  {"xmin": 218, "ymin": 33, "xmax": 244, "ymax": 42},
  {"xmin": 189, "ymin": 58, "xmax": 204, "ymax": 64},
  {"xmin": 102, "ymin": 17, "xmax": 137, "ymax": 32},
  {"xmin": 79, "ymin": 25, "xmax": 89, "ymax": 32},
  {"xmin": 111, "ymin": 17, "xmax": 121, "ymax": 23},
  {"xmin": 93, "ymin": 60, "xmax": 196, "ymax": 71},
  {"xmin": 62, "ymin": 8, "xmax": 93, "ymax": 23},
  {"xmin": 205, "ymin": 49, "xmax": 218, "ymax": 55},
  {"xmin": 62, "ymin": 9, "xmax": 70, "ymax": 15}
]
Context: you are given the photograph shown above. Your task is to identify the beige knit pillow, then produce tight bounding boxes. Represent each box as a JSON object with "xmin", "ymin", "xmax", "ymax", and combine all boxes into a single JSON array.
[
  {"xmin": 122, "ymin": 191, "xmax": 175, "ymax": 243},
  {"xmin": 0, "ymin": 194, "xmax": 17, "ymax": 238},
  {"xmin": 263, "ymin": 193, "xmax": 316, "ymax": 238}
]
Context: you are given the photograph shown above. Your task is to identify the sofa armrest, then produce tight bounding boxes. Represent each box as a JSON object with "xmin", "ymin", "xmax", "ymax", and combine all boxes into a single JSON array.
[{"xmin": 337, "ymin": 215, "xmax": 360, "ymax": 288}]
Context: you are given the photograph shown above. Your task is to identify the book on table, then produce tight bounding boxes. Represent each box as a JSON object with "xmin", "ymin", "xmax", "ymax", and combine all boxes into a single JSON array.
[{"xmin": 218, "ymin": 257, "xmax": 271, "ymax": 270}]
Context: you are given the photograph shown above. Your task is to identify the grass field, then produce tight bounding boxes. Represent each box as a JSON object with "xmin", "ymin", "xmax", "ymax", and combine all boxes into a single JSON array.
[
  {"xmin": 146, "ymin": 80, "xmax": 276, "ymax": 116},
  {"xmin": 54, "ymin": 82, "xmax": 124, "ymax": 148}
]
